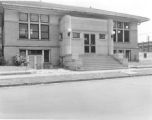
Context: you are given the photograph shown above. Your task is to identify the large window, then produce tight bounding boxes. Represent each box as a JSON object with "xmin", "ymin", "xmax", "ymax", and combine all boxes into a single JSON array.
[
  {"xmin": 113, "ymin": 21, "xmax": 130, "ymax": 43},
  {"xmin": 19, "ymin": 13, "xmax": 49, "ymax": 40}
]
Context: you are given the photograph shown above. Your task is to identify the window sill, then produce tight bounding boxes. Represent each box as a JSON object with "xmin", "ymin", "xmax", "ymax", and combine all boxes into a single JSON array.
[
  {"xmin": 18, "ymin": 39, "xmax": 50, "ymax": 41},
  {"xmin": 114, "ymin": 42, "xmax": 130, "ymax": 44}
]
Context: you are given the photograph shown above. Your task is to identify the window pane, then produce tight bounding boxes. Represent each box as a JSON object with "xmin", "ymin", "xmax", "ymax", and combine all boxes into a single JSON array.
[
  {"xmin": 117, "ymin": 22, "xmax": 123, "ymax": 29},
  {"xmin": 113, "ymin": 21, "xmax": 117, "ymax": 28},
  {"xmin": 41, "ymin": 25, "xmax": 49, "ymax": 39},
  {"xmin": 30, "ymin": 24, "xmax": 39, "ymax": 39},
  {"xmin": 28, "ymin": 50, "xmax": 42, "ymax": 55},
  {"xmin": 113, "ymin": 30, "xmax": 116, "ymax": 42},
  {"xmin": 40, "ymin": 14, "xmax": 49, "ymax": 23},
  {"xmin": 124, "ymin": 22, "xmax": 129, "ymax": 29},
  {"xmin": 72, "ymin": 32, "xmax": 80, "ymax": 38},
  {"xmin": 118, "ymin": 30, "xmax": 123, "ymax": 42},
  {"xmin": 19, "ymin": 23, "xmax": 28, "ymax": 39},
  {"xmin": 30, "ymin": 14, "xmax": 39, "ymax": 22},
  {"xmin": 84, "ymin": 34, "xmax": 89, "ymax": 45},
  {"xmin": 41, "ymin": 25, "xmax": 49, "ymax": 32},
  {"xmin": 19, "ymin": 49, "xmax": 26, "ymax": 57},
  {"xmin": 124, "ymin": 30, "xmax": 129, "ymax": 42},
  {"xmin": 42, "ymin": 33, "xmax": 49, "ymax": 39},
  {"xmin": 91, "ymin": 34, "xmax": 95, "ymax": 45},
  {"xmin": 44, "ymin": 50, "xmax": 49, "ymax": 62},
  {"xmin": 85, "ymin": 46, "xmax": 89, "ymax": 53},
  {"xmin": 19, "ymin": 13, "xmax": 28, "ymax": 21},
  {"xmin": 91, "ymin": 46, "xmax": 95, "ymax": 53}
]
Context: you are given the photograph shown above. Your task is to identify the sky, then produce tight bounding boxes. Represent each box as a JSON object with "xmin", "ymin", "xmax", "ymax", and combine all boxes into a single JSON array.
[{"xmin": 16, "ymin": 0, "xmax": 152, "ymax": 42}]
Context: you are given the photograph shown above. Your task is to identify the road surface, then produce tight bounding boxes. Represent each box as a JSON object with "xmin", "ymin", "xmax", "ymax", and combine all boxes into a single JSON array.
[{"xmin": 0, "ymin": 75, "xmax": 152, "ymax": 119}]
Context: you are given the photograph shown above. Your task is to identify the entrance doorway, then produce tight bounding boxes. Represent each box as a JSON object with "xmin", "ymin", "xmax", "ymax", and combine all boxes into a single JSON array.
[
  {"xmin": 19, "ymin": 49, "xmax": 50, "ymax": 69},
  {"xmin": 84, "ymin": 34, "xmax": 96, "ymax": 53}
]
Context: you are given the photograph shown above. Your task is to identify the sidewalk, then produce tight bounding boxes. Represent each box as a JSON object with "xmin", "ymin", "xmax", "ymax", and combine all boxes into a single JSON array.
[{"xmin": 0, "ymin": 67, "xmax": 152, "ymax": 87}]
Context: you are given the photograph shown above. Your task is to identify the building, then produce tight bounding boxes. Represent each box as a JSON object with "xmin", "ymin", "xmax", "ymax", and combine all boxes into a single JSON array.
[
  {"xmin": 0, "ymin": 1, "xmax": 149, "ymax": 70},
  {"xmin": 138, "ymin": 41, "xmax": 152, "ymax": 52}
]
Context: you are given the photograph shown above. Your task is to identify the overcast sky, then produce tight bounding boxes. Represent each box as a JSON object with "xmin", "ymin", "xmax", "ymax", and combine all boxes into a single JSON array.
[{"xmin": 21, "ymin": 0, "xmax": 152, "ymax": 42}]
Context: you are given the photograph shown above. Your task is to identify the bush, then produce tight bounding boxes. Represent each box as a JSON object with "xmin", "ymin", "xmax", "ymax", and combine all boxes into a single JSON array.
[{"xmin": 13, "ymin": 55, "xmax": 26, "ymax": 66}]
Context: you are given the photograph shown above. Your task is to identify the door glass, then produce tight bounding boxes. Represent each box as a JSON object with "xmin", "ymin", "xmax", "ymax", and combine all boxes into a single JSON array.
[
  {"xmin": 91, "ymin": 46, "xmax": 96, "ymax": 53},
  {"xmin": 85, "ymin": 46, "xmax": 89, "ymax": 53},
  {"xmin": 84, "ymin": 34, "xmax": 89, "ymax": 45},
  {"xmin": 91, "ymin": 34, "xmax": 95, "ymax": 45}
]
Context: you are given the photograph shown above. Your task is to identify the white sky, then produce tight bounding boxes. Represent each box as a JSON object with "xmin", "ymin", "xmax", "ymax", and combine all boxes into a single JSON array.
[{"xmin": 15, "ymin": 0, "xmax": 152, "ymax": 42}]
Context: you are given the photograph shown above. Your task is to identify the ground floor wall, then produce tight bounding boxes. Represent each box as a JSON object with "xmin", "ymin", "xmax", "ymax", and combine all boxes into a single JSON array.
[
  {"xmin": 3, "ymin": 46, "xmax": 60, "ymax": 66},
  {"xmin": 113, "ymin": 47, "xmax": 139, "ymax": 61}
]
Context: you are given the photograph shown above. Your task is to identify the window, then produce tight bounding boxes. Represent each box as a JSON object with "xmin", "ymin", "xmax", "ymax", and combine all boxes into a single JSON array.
[
  {"xmin": 59, "ymin": 33, "xmax": 63, "ymax": 41},
  {"xmin": 30, "ymin": 14, "xmax": 39, "ymax": 22},
  {"xmin": 99, "ymin": 34, "xmax": 106, "ymax": 39},
  {"xmin": 124, "ymin": 30, "xmax": 129, "ymax": 42},
  {"xmin": 41, "ymin": 25, "xmax": 49, "ymax": 39},
  {"xmin": 144, "ymin": 53, "xmax": 147, "ymax": 58},
  {"xmin": 124, "ymin": 22, "xmax": 129, "ymax": 29},
  {"xmin": 19, "ymin": 13, "xmax": 28, "ymax": 22},
  {"xmin": 118, "ymin": 30, "xmax": 123, "ymax": 42},
  {"xmin": 19, "ymin": 49, "xmax": 26, "ymax": 57},
  {"xmin": 72, "ymin": 32, "xmax": 80, "ymax": 38},
  {"xmin": 28, "ymin": 50, "xmax": 42, "ymax": 55},
  {"xmin": 44, "ymin": 50, "xmax": 49, "ymax": 62},
  {"xmin": 113, "ymin": 30, "xmax": 116, "ymax": 42},
  {"xmin": 113, "ymin": 21, "xmax": 130, "ymax": 43},
  {"xmin": 40, "ymin": 14, "xmax": 49, "ymax": 23},
  {"xmin": 19, "ymin": 12, "xmax": 49, "ymax": 40},
  {"xmin": 113, "ymin": 21, "xmax": 117, "ymax": 28},
  {"xmin": 30, "ymin": 24, "xmax": 39, "ymax": 39},
  {"xmin": 19, "ymin": 23, "xmax": 28, "ymax": 39},
  {"xmin": 117, "ymin": 22, "xmax": 123, "ymax": 29}
]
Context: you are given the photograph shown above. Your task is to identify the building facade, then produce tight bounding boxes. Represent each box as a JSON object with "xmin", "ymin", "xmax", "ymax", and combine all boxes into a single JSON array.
[{"xmin": 0, "ymin": 1, "xmax": 149, "ymax": 70}]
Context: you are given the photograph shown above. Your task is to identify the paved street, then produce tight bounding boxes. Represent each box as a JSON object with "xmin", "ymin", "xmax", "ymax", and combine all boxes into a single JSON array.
[{"xmin": 0, "ymin": 75, "xmax": 152, "ymax": 119}]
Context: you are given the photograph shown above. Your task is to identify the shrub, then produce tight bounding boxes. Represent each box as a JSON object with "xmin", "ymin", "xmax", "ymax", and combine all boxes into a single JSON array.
[{"xmin": 13, "ymin": 55, "xmax": 27, "ymax": 66}]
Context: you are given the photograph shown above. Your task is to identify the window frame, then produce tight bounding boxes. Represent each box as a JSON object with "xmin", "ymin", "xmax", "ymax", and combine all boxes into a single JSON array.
[
  {"xmin": 19, "ymin": 12, "xmax": 49, "ymax": 40},
  {"xmin": 72, "ymin": 32, "xmax": 80, "ymax": 39},
  {"xmin": 30, "ymin": 24, "xmax": 39, "ymax": 39},
  {"xmin": 41, "ymin": 24, "xmax": 49, "ymax": 40},
  {"xmin": 99, "ymin": 33, "xmax": 106, "ymax": 39},
  {"xmin": 19, "ymin": 23, "xmax": 28, "ymax": 39},
  {"xmin": 113, "ymin": 21, "xmax": 130, "ymax": 43}
]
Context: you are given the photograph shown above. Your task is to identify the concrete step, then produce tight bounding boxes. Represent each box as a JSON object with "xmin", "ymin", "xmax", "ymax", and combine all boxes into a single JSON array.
[{"xmin": 80, "ymin": 55, "xmax": 126, "ymax": 70}]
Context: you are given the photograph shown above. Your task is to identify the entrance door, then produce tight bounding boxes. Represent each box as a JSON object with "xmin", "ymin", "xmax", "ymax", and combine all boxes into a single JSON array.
[{"xmin": 84, "ymin": 34, "xmax": 96, "ymax": 53}]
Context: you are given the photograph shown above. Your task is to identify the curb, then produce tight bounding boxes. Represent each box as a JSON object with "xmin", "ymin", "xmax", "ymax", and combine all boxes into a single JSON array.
[
  {"xmin": 1, "ymin": 72, "xmax": 152, "ymax": 88},
  {"xmin": 0, "ymin": 71, "xmax": 36, "ymax": 76}
]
